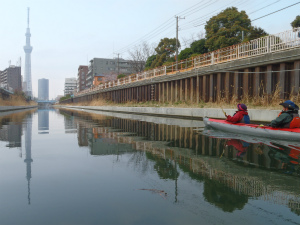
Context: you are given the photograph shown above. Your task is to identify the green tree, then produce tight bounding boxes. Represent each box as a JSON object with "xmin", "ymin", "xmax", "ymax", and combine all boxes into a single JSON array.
[
  {"xmin": 246, "ymin": 26, "xmax": 268, "ymax": 41},
  {"xmin": 151, "ymin": 53, "xmax": 167, "ymax": 68},
  {"xmin": 291, "ymin": 15, "xmax": 300, "ymax": 28},
  {"xmin": 178, "ymin": 48, "xmax": 193, "ymax": 61},
  {"xmin": 155, "ymin": 37, "xmax": 178, "ymax": 56},
  {"xmin": 150, "ymin": 38, "xmax": 180, "ymax": 68},
  {"xmin": 205, "ymin": 7, "xmax": 251, "ymax": 51},
  {"xmin": 190, "ymin": 39, "xmax": 208, "ymax": 54},
  {"xmin": 145, "ymin": 55, "xmax": 156, "ymax": 69},
  {"xmin": 117, "ymin": 74, "xmax": 126, "ymax": 79},
  {"xmin": 59, "ymin": 94, "xmax": 71, "ymax": 102}
]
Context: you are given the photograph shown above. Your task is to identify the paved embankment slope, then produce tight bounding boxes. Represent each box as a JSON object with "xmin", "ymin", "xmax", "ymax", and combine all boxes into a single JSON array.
[
  {"xmin": 58, "ymin": 105, "xmax": 281, "ymax": 122},
  {"xmin": 0, "ymin": 105, "xmax": 37, "ymax": 112}
]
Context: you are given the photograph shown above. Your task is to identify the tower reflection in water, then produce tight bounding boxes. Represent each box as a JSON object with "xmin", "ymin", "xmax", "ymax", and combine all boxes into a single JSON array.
[
  {"xmin": 38, "ymin": 109, "xmax": 49, "ymax": 134},
  {"xmin": 59, "ymin": 108, "xmax": 300, "ymax": 215},
  {"xmin": 0, "ymin": 109, "xmax": 35, "ymax": 205},
  {"xmin": 24, "ymin": 113, "xmax": 33, "ymax": 205}
]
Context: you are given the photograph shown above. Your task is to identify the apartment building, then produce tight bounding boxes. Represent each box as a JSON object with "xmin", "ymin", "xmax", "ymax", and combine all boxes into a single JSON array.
[
  {"xmin": 85, "ymin": 58, "xmax": 138, "ymax": 88},
  {"xmin": 77, "ymin": 65, "xmax": 88, "ymax": 92},
  {"xmin": 64, "ymin": 78, "xmax": 77, "ymax": 96},
  {"xmin": 0, "ymin": 65, "xmax": 22, "ymax": 92}
]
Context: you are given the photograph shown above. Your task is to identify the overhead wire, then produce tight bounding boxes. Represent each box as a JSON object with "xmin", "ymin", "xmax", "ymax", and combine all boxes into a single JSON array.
[
  {"xmin": 107, "ymin": 17, "xmax": 175, "ymax": 57},
  {"xmin": 180, "ymin": 0, "xmax": 297, "ymax": 36},
  {"xmin": 110, "ymin": 0, "xmax": 215, "ymax": 56},
  {"xmin": 181, "ymin": 0, "xmax": 251, "ymax": 29},
  {"xmin": 252, "ymin": 1, "xmax": 300, "ymax": 22},
  {"xmin": 248, "ymin": 0, "xmax": 281, "ymax": 15},
  {"xmin": 180, "ymin": 0, "xmax": 248, "ymax": 29},
  {"xmin": 113, "ymin": 0, "xmax": 251, "ymax": 56},
  {"xmin": 111, "ymin": 0, "xmax": 300, "ymax": 58},
  {"xmin": 177, "ymin": 0, "xmax": 293, "ymax": 49}
]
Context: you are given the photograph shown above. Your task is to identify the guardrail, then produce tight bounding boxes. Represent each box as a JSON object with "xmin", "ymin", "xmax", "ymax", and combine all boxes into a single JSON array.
[
  {"xmin": 75, "ymin": 28, "xmax": 300, "ymax": 97},
  {"xmin": 0, "ymin": 87, "xmax": 14, "ymax": 95}
]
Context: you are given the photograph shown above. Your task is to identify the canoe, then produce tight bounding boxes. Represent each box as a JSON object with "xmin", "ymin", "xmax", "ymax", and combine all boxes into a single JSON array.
[
  {"xmin": 203, "ymin": 117, "xmax": 300, "ymax": 141},
  {"xmin": 202, "ymin": 128, "xmax": 300, "ymax": 150}
]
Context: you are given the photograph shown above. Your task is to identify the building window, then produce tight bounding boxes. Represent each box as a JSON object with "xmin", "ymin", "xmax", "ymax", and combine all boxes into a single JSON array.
[{"xmin": 97, "ymin": 77, "xmax": 102, "ymax": 81}]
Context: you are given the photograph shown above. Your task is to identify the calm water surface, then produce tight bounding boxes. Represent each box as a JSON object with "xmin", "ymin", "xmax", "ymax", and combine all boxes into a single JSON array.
[{"xmin": 0, "ymin": 108, "xmax": 299, "ymax": 225}]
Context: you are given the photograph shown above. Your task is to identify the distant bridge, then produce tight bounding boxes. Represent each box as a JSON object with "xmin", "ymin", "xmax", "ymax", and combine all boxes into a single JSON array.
[
  {"xmin": 37, "ymin": 100, "xmax": 56, "ymax": 106},
  {"xmin": 62, "ymin": 28, "xmax": 300, "ymax": 104}
]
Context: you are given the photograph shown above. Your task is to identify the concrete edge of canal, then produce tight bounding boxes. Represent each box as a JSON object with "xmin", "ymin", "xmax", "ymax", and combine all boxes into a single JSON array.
[
  {"xmin": 0, "ymin": 105, "xmax": 37, "ymax": 112},
  {"xmin": 56, "ymin": 105, "xmax": 281, "ymax": 122}
]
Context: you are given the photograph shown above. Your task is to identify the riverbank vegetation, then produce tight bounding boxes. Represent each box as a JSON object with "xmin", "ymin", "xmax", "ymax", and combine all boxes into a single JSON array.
[
  {"xmin": 62, "ymin": 87, "xmax": 300, "ymax": 110},
  {"xmin": 0, "ymin": 93, "xmax": 36, "ymax": 106}
]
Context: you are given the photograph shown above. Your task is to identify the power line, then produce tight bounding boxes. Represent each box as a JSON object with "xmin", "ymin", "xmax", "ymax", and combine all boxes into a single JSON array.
[
  {"xmin": 252, "ymin": 1, "xmax": 300, "ymax": 21},
  {"xmin": 110, "ymin": 0, "xmax": 300, "ymax": 59},
  {"xmin": 248, "ymin": 0, "xmax": 281, "ymax": 15},
  {"xmin": 181, "ymin": 0, "xmax": 299, "ymax": 32},
  {"xmin": 112, "ymin": 0, "xmax": 233, "ymax": 56},
  {"xmin": 113, "ymin": 20, "xmax": 175, "ymax": 55},
  {"xmin": 175, "ymin": 0, "xmax": 208, "ymax": 16},
  {"xmin": 180, "ymin": 0, "xmax": 248, "ymax": 29},
  {"xmin": 107, "ymin": 18, "xmax": 175, "ymax": 57},
  {"xmin": 178, "ymin": 0, "xmax": 219, "ymax": 19}
]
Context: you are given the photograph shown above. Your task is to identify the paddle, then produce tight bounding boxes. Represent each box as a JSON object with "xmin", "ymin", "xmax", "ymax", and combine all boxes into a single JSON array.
[{"xmin": 221, "ymin": 107, "xmax": 227, "ymax": 118}]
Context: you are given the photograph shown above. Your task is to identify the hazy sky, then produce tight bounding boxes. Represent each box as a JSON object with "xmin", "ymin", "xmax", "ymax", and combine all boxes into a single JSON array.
[{"xmin": 1, "ymin": 0, "xmax": 299, "ymax": 99}]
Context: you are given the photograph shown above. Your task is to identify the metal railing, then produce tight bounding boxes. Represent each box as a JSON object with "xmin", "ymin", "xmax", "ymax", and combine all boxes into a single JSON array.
[{"xmin": 74, "ymin": 28, "xmax": 300, "ymax": 97}]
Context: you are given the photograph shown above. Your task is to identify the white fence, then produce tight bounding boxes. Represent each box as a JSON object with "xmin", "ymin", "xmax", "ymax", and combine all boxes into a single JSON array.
[{"xmin": 75, "ymin": 28, "xmax": 300, "ymax": 97}]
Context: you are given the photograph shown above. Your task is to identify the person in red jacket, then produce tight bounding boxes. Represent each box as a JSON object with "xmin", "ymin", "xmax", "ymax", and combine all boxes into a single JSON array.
[{"xmin": 226, "ymin": 103, "xmax": 250, "ymax": 124}]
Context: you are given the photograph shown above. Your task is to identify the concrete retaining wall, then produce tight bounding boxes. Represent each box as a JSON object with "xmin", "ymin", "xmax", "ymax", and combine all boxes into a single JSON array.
[
  {"xmin": 58, "ymin": 105, "xmax": 281, "ymax": 122},
  {"xmin": 0, "ymin": 105, "xmax": 37, "ymax": 112}
]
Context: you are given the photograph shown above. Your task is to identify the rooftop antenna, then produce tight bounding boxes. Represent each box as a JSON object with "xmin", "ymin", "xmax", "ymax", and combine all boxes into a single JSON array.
[
  {"xmin": 27, "ymin": 7, "xmax": 30, "ymax": 28},
  {"xmin": 8, "ymin": 60, "xmax": 11, "ymax": 66}
]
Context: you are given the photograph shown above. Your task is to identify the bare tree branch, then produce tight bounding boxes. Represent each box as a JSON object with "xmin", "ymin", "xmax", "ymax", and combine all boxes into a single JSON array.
[{"xmin": 127, "ymin": 42, "xmax": 155, "ymax": 73}]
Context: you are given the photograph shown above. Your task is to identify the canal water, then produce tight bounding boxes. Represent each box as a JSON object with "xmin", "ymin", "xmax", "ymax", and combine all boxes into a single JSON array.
[{"xmin": 0, "ymin": 108, "xmax": 299, "ymax": 225}]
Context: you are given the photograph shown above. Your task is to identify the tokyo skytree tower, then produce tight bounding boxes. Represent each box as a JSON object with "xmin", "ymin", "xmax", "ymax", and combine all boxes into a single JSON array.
[{"xmin": 24, "ymin": 7, "xmax": 33, "ymax": 98}]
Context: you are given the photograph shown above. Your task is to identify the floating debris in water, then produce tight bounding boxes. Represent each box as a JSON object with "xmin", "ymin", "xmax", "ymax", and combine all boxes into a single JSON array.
[{"xmin": 137, "ymin": 189, "xmax": 167, "ymax": 199}]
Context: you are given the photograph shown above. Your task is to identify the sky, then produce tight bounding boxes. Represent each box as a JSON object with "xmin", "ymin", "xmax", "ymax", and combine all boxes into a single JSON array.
[{"xmin": 0, "ymin": 0, "xmax": 299, "ymax": 99}]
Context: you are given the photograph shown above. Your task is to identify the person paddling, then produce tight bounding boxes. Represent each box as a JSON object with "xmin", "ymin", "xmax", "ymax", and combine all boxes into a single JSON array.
[
  {"xmin": 269, "ymin": 100, "xmax": 300, "ymax": 128},
  {"xmin": 226, "ymin": 103, "xmax": 250, "ymax": 124}
]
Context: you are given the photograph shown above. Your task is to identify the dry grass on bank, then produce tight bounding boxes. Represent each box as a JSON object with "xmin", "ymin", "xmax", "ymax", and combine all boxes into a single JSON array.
[
  {"xmin": 61, "ymin": 86, "xmax": 300, "ymax": 110},
  {"xmin": 0, "ymin": 95, "xmax": 37, "ymax": 106}
]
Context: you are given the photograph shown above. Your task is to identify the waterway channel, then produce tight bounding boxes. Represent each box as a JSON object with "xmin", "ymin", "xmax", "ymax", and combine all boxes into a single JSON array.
[{"xmin": 0, "ymin": 107, "xmax": 299, "ymax": 225}]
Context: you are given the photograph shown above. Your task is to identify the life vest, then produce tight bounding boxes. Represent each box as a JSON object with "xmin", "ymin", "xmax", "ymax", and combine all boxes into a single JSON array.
[
  {"xmin": 278, "ymin": 112, "xmax": 300, "ymax": 128},
  {"xmin": 240, "ymin": 114, "xmax": 250, "ymax": 124}
]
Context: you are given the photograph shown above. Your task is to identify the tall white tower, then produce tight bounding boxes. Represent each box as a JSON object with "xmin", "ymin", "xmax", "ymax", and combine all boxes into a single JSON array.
[{"xmin": 24, "ymin": 7, "xmax": 33, "ymax": 98}]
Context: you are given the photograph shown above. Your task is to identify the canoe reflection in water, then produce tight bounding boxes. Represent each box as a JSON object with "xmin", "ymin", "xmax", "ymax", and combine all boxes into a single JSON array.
[{"xmin": 202, "ymin": 128, "xmax": 300, "ymax": 176}]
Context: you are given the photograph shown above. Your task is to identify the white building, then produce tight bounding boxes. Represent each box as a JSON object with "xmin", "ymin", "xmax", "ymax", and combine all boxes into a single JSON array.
[{"xmin": 64, "ymin": 78, "xmax": 77, "ymax": 96}]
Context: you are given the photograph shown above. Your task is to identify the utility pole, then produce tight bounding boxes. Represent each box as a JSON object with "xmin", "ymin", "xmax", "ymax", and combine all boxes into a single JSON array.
[
  {"xmin": 242, "ymin": 31, "xmax": 244, "ymax": 42},
  {"xmin": 117, "ymin": 53, "xmax": 120, "ymax": 75},
  {"xmin": 114, "ymin": 53, "xmax": 120, "ymax": 75},
  {"xmin": 175, "ymin": 16, "xmax": 185, "ymax": 71}
]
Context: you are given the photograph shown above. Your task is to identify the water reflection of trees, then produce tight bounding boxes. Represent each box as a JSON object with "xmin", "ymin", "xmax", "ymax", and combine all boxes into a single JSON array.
[
  {"xmin": 203, "ymin": 179, "xmax": 248, "ymax": 212},
  {"xmin": 59, "ymin": 108, "xmax": 300, "ymax": 214},
  {"xmin": 146, "ymin": 152, "xmax": 179, "ymax": 180}
]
